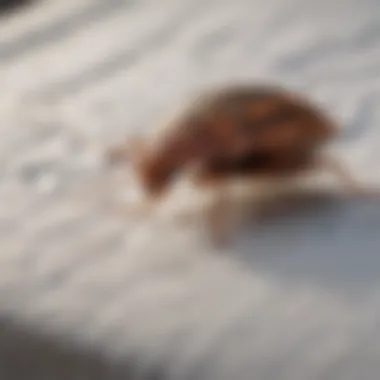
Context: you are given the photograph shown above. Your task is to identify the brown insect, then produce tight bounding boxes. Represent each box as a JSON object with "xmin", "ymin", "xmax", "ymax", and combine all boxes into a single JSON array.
[{"xmin": 107, "ymin": 84, "xmax": 379, "ymax": 245}]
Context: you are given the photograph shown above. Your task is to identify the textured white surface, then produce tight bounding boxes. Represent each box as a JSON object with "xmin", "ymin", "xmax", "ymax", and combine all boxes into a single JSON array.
[{"xmin": 1, "ymin": 0, "xmax": 380, "ymax": 379}]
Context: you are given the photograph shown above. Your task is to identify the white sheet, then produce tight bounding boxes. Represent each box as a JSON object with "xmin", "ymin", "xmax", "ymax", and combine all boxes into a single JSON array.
[{"xmin": 0, "ymin": 0, "xmax": 380, "ymax": 378}]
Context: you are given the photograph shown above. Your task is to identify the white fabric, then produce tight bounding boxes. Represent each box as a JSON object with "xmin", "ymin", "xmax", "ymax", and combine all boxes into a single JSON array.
[{"xmin": 1, "ymin": 0, "xmax": 380, "ymax": 378}]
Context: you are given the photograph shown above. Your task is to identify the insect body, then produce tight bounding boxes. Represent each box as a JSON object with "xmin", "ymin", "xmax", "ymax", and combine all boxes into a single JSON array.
[{"xmin": 107, "ymin": 84, "xmax": 378, "ymax": 245}]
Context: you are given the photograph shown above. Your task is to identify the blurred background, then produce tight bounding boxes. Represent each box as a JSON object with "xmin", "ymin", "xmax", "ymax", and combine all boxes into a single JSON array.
[{"xmin": 0, "ymin": 0, "xmax": 380, "ymax": 379}]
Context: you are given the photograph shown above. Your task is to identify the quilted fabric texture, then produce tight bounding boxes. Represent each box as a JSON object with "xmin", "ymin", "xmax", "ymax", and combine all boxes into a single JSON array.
[{"xmin": 1, "ymin": 0, "xmax": 380, "ymax": 379}]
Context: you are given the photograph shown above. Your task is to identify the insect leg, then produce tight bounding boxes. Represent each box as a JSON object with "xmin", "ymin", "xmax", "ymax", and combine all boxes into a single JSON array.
[
  {"xmin": 106, "ymin": 135, "xmax": 147, "ymax": 167},
  {"xmin": 205, "ymin": 182, "xmax": 236, "ymax": 247},
  {"xmin": 114, "ymin": 197, "xmax": 158, "ymax": 220},
  {"xmin": 316, "ymin": 155, "xmax": 380, "ymax": 198}
]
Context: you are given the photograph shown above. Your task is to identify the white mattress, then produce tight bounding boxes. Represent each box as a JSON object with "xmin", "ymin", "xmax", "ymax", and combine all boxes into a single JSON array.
[{"xmin": 1, "ymin": 0, "xmax": 380, "ymax": 378}]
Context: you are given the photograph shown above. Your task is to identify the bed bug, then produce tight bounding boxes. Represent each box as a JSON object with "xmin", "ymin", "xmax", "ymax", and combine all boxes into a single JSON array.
[{"xmin": 107, "ymin": 84, "xmax": 379, "ymax": 245}]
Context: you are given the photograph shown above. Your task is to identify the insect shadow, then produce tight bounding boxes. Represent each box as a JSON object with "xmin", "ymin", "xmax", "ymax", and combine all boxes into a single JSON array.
[{"xmin": 231, "ymin": 189, "xmax": 380, "ymax": 297}]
